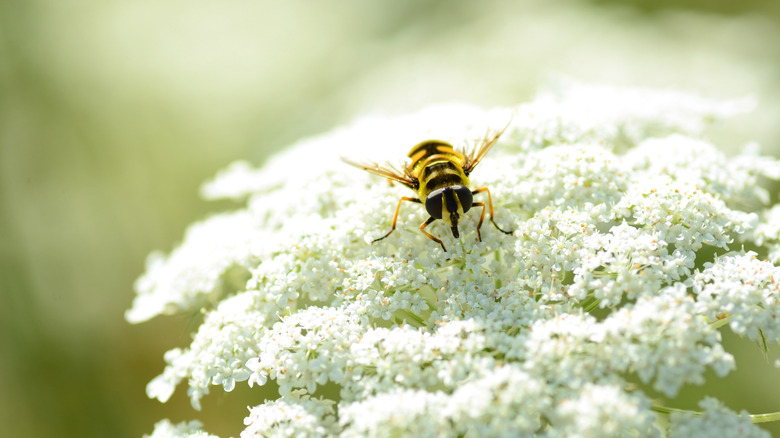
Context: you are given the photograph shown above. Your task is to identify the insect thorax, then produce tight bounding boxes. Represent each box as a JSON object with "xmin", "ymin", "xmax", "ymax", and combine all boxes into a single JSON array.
[{"xmin": 407, "ymin": 140, "xmax": 469, "ymax": 197}]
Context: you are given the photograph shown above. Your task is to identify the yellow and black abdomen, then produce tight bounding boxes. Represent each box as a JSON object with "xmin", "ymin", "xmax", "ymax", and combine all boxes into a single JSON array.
[{"xmin": 407, "ymin": 140, "xmax": 470, "ymax": 198}]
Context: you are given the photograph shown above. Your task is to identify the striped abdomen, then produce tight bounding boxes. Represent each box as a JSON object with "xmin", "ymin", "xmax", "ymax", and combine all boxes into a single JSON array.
[{"xmin": 407, "ymin": 140, "xmax": 470, "ymax": 198}]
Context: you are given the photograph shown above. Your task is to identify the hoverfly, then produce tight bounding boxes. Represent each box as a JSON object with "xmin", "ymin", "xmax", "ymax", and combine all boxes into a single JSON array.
[{"xmin": 342, "ymin": 127, "xmax": 513, "ymax": 252}]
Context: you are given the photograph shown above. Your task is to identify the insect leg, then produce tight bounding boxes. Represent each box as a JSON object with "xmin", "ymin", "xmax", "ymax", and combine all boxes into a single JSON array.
[
  {"xmin": 473, "ymin": 202, "xmax": 486, "ymax": 242},
  {"xmin": 472, "ymin": 187, "xmax": 513, "ymax": 235},
  {"xmin": 420, "ymin": 216, "xmax": 447, "ymax": 252},
  {"xmin": 373, "ymin": 197, "xmax": 421, "ymax": 243}
]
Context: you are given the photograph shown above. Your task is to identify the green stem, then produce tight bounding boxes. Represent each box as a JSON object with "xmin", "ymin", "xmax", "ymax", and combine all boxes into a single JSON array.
[
  {"xmin": 651, "ymin": 406, "xmax": 699, "ymax": 417},
  {"xmin": 583, "ymin": 298, "xmax": 601, "ymax": 313},
  {"xmin": 397, "ymin": 309, "xmax": 426, "ymax": 327},
  {"xmin": 708, "ymin": 315, "xmax": 730, "ymax": 330},
  {"xmin": 748, "ymin": 412, "xmax": 780, "ymax": 424},
  {"xmin": 652, "ymin": 405, "xmax": 780, "ymax": 424}
]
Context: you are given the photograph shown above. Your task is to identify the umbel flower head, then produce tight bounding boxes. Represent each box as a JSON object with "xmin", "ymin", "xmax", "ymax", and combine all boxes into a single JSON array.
[{"xmin": 129, "ymin": 83, "xmax": 780, "ymax": 438}]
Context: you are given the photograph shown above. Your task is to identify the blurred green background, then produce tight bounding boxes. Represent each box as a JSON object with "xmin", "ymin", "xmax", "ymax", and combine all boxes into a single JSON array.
[{"xmin": 2, "ymin": 1, "xmax": 780, "ymax": 437}]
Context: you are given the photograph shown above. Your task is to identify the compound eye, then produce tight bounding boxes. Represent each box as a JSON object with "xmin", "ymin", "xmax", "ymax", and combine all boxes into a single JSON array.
[
  {"xmin": 425, "ymin": 189, "xmax": 444, "ymax": 219},
  {"xmin": 453, "ymin": 185, "xmax": 473, "ymax": 212}
]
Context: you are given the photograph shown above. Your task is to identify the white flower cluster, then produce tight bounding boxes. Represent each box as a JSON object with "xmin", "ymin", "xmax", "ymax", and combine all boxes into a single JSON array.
[
  {"xmin": 127, "ymin": 212, "xmax": 262, "ymax": 324},
  {"xmin": 338, "ymin": 367, "xmax": 547, "ymax": 438},
  {"xmin": 522, "ymin": 286, "xmax": 734, "ymax": 398},
  {"xmin": 146, "ymin": 292, "xmax": 265, "ymax": 410},
  {"xmin": 549, "ymin": 384, "xmax": 659, "ymax": 438},
  {"xmin": 754, "ymin": 205, "xmax": 780, "ymax": 265},
  {"xmin": 143, "ymin": 419, "xmax": 218, "ymax": 438},
  {"xmin": 129, "ymin": 83, "xmax": 780, "ymax": 437},
  {"xmin": 669, "ymin": 398, "xmax": 771, "ymax": 438},
  {"xmin": 693, "ymin": 252, "xmax": 780, "ymax": 344},
  {"xmin": 242, "ymin": 391, "xmax": 337, "ymax": 438}
]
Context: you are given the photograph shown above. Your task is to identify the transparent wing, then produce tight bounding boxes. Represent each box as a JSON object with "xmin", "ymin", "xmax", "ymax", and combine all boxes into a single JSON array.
[
  {"xmin": 462, "ymin": 121, "xmax": 511, "ymax": 174},
  {"xmin": 340, "ymin": 156, "xmax": 418, "ymax": 189}
]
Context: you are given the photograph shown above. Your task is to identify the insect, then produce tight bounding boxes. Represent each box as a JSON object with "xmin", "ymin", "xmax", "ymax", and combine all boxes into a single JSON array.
[{"xmin": 342, "ymin": 127, "xmax": 513, "ymax": 251}]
